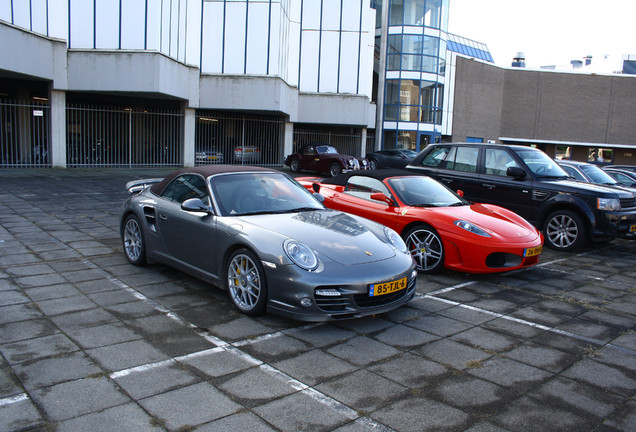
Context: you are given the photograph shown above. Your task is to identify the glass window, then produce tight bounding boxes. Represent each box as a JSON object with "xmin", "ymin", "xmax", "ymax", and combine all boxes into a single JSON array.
[
  {"xmin": 400, "ymin": 106, "xmax": 419, "ymax": 122},
  {"xmin": 561, "ymin": 165, "xmax": 584, "ymax": 181},
  {"xmin": 555, "ymin": 145, "xmax": 571, "ymax": 160},
  {"xmin": 397, "ymin": 131, "xmax": 417, "ymax": 149},
  {"xmin": 421, "ymin": 55, "xmax": 438, "ymax": 73},
  {"xmin": 389, "ymin": 0, "xmax": 404, "ymax": 25},
  {"xmin": 588, "ymin": 147, "xmax": 613, "ymax": 164},
  {"xmin": 387, "ymin": 54, "xmax": 401, "ymax": 70},
  {"xmin": 420, "ymin": 81, "xmax": 436, "ymax": 107},
  {"xmin": 385, "ymin": 105, "xmax": 399, "ymax": 121},
  {"xmin": 384, "ymin": 130, "xmax": 398, "ymax": 149},
  {"xmin": 402, "ymin": 35, "xmax": 422, "ymax": 54},
  {"xmin": 400, "ymin": 80, "xmax": 420, "ymax": 105},
  {"xmin": 485, "ymin": 148, "xmax": 519, "ymax": 176},
  {"xmin": 424, "ymin": 0, "xmax": 442, "ymax": 28},
  {"xmin": 385, "ymin": 80, "xmax": 400, "ymax": 104},
  {"xmin": 161, "ymin": 175, "xmax": 208, "ymax": 204},
  {"xmin": 450, "ymin": 147, "xmax": 479, "ymax": 173},
  {"xmin": 421, "ymin": 36, "xmax": 439, "ymax": 57},
  {"xmin": 404, "ymin": 0, "xmax": 425, "ymax": 26},
  {"xmin": 418, "ymin": 146, "xmax": 450, "ymax": 168},
  {"xmin": 388, "ymin": 35, "xmax": 401, "ymax": 54},
  {"xmin": 401, "ymin": 54, "xmax": 421, "ymax": 71}
]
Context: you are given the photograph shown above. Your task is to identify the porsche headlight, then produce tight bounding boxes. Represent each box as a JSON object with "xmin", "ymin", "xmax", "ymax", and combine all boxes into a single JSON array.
[
  {"xmin": 454, "ymin": 220, "xmax": 491, "ymax": 237},
  {"xmin": 384, "ymin": 227, "xmax": 407, "ymax": 253},
  {"xmin": 597, "ymin": 198, "xmax": 620, "ymax": 211},
  {"xmin": 284, "ymin": 240, "xmax": 318, "ymax": 270}
]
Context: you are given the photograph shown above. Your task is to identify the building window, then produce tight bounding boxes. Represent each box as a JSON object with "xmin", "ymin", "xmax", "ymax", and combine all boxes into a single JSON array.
[{"xmin": 555, "ymin": 145, "xmax": 571, "ymax": 160}]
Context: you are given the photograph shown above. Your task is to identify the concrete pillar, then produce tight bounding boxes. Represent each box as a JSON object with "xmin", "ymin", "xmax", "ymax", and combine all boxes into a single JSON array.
[
  {"xmin": 360, "ymin": 128, "xmax": 367, "ymax": 157},
  {"xmin": 50, "ymin": 90, "xmax": 66, "ymax": 168},
  {"xmin": 375, "ymin": 0, "xmax": 389, "ymax": 151},
  {"xmin": 283, "ymin": 122, "xmax": 294, "ymax": 160},
  {"xmin": 183, "ymin": 107, "xmax": 196, "ymax": 167}
]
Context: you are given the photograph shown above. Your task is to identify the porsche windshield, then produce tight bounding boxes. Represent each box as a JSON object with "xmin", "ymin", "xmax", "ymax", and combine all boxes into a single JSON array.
[
  {"xmin": 210, "ymin": 172, "xmax": 324, "ymax": 216},
  {"xmin": 388, "ymin": 176, "xmax": 467, "ymax": 207}
]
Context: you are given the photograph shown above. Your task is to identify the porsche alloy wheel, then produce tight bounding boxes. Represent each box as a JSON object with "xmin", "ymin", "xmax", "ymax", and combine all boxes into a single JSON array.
[
  {"xmin": 329, "ymin": 163, "xmax": 342, "ymax": 177},
  {"xmin": 122, "ymin": 214, "xmax": 146, "ymax": 266},
  {"xmin": 290, "ymin": 158, "xmax": 301, "ymax": 173},
  {"xmin": 226, "ymin": 249, "xmax": 267, "ymax": 315},
  {"xmin": 544, "ymin": 210, "xmax": 586, "ymax": 251},
  {"xmin": 404, "ymin": 225, "xmax": 444, "ymax": 273}
]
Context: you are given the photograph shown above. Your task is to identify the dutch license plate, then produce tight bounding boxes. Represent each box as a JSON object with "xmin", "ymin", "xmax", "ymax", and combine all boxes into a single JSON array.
[
  {"xmin": 369, "ymin": 277, "xmax": 407, "ymax": 297},
  {"xmin": 208, "ymin": 156, "xmax": 217, "ymax": 160},
  {"xmin": 630, "ymin": 224, "xmax": 636, "ymax": 233},
  {"xmin": 524, "ymin": 245, "xmax": 542, "ymax": 257}
]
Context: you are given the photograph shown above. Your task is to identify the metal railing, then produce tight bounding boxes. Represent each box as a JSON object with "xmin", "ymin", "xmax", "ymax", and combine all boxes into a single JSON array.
[
  {"xmin": 66, "ymin": 105, "xmax": 183, "ymax": 168},
  {"xmin": 195, "ymin": 111, "xmax": 285, "ymax": 167},
  {"xmin": 293, "ymin": 128, "xmax": 364, "ymax": 157},
  {"xmin": 0, "ymin": 99, "xmax": 51, "ymax": 168}
]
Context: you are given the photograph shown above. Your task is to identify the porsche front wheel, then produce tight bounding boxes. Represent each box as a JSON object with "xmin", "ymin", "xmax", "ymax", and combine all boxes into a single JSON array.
[
  {"xmin": 403, "ymin": 225, "xmax": 444, "ymax": 273},
  {"xmin": 122, "ymin": 214, "xmax": 146, "ymax": 266},
  {"xmin": 226, "ymin": 249, "xmax": 267, "ymax": 316}
]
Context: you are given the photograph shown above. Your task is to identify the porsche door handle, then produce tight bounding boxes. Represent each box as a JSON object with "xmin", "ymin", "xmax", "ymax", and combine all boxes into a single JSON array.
[{"xmin": 159, "ymin": 214, "xmax": 168, "ymax": 221}]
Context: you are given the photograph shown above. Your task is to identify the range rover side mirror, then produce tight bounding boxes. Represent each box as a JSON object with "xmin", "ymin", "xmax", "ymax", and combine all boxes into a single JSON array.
[{"xmin": 507, "ymin": 167, "xmax": 527, "ymax": 179}]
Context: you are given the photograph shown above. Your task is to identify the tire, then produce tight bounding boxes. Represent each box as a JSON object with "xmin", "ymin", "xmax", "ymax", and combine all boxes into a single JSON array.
[
  {"xmin": 329, "ymin": 163, "xmax": 343, "ymax": 177},
  {"xmin": 122, "ymin": 214, "xmax": 146, "ymax": 266},
  {"xmin": 290, "ymin": 158, "xmax": 301, "ymax": 173},
  {"xmin": 403, "ymin": 224, "xmax": 444, "ymax": 273},
  {"xmin": 225, "ymin": 248, "xmax": 267, "ymax": 316},
  {"xmin": 369, "ymin": 159, "xmax": 379, "ymax": 170},
  {"xmin": 543, "ymin": 209, "xmax": 587, "ymax": 252}
]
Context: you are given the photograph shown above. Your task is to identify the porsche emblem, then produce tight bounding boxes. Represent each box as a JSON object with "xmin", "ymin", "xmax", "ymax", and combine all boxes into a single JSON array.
[{"xmin": 364, "ymin": 251, "xmax": 373, "ymax": 256}]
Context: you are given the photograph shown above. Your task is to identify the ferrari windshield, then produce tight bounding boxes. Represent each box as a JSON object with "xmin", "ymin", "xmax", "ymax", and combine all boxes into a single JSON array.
[
  {"xmin": 513, "ymin": 148, "xmax": 568, "ymax": 178},
  {"xmin": 316, "ymin": 145, "xmax": 338, "ymax": 154},
  {"xmin": 388, "ymin": 176, "xmax": 467, "ymax": 207},
  {"xmin": 210, "ymin": 172, "xmax": 324, "ymax": 216}
]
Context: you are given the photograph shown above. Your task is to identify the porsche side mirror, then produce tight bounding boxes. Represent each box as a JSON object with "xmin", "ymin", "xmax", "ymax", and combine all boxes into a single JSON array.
[
  {"xmin": 181, "ymin": 198, "xmax": 213, "ymax": 214},
  {"xmin": 456, "ymin": 190, "xmax": 464, "ymax": 197},
  {"xmin": 370, "ymin": 192, "xmax": 394, "ymax": 205},
  {"xmin": 507, "ymin": 167, "xmax": 527, "ymax": 178}
]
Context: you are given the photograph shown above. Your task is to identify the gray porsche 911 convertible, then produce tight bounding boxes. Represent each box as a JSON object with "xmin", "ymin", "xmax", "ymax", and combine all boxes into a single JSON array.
[{"xmin": 119, "ymin": 165, "xmax": 417, "ymax": 321}]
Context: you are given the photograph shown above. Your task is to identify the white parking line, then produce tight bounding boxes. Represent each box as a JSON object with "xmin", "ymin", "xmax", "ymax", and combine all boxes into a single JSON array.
[{"xmin": 0, "ymin": 393, "xmax": 29, "ymax": 407}]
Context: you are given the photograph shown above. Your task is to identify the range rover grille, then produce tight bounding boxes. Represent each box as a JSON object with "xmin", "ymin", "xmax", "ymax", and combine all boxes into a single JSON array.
[{"xmin": 620, "ymin": 197, "xmax": 636, "ymax": 209}]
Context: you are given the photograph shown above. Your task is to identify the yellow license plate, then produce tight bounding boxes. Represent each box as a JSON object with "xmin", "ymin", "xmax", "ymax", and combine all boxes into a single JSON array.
[
  {"xmin": 630, "ymin": 224, "xmax": 636, "ymax": 233},
  {"xmin": 369, "ymin": 277, "xmax": 407, "ymax": 296},
  {"xmin": 524, "ymin": 245, "xmax": 542, "ymax": 257},
  {"xmin": 208, "ymin": 156, "xmax": 217, "ymax": 160}
]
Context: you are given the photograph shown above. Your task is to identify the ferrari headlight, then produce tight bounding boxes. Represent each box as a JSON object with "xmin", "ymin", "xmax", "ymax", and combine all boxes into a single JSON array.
[
  {"xmin": 284, "ymin": 240, "xmax": 318, "ymax": 270},
  {"xmin": 454, "ymin": 220, "xmax": 491, "ymax": 237},
  {"xmin": 384, "ymin": 227, "xmax": 407, "ymax": 253},
  {"xmin": 597, "ymin": 198, "xmax": 620, "ymax": 211}
]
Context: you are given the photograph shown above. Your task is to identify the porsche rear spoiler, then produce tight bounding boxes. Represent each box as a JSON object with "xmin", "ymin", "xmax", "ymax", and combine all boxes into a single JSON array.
[{"xmin": 125, "ymin": 178, "xmax": 162, "ymax": 195}]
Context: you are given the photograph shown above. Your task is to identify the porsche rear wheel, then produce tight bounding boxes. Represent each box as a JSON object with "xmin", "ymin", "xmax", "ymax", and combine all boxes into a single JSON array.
[
  {"xmin": 122, "ymin": 214, "xmax": 146, "ymax": 266},
  {"xmin": 226, "ymin": 249, "xmax": 267, "ymax": 316},
  {"xmin": 290, "ymin": 158, "xmax": 301, "ymax": 173},
  {"xmin": 404, "ymin": 224, "xmax": 444, "ymax": 273},
  {"xmin": 329, "ymin": 163, "xmax": 342, "ymax": 177}
]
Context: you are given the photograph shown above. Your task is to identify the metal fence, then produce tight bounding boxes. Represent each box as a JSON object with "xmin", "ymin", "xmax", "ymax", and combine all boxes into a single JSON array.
[
  {"xmin": 293, "ymin": 127, "xmax": 364, "ymax": 157},
  {"xmin": 67, "ymin": 105, "xmax": 183, "ymax": 168},
  {"xmin": 0, "ymin": 99, "xmax": 51, "ymax": 168},
  {"xmin": 195, "ymin": 111, "xmax": 285, "ymax": 167}
]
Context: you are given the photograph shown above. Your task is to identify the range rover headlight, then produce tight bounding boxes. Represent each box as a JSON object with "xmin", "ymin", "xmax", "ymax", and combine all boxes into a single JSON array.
[
  {"xmin": 454, "ymin": 220, "xmax": 491, "ymax": 237},
  {"xmin": 284, "ymin": 240, "xmax": 318, "ymax": 270},
  {"xmin": 384, "ymin": 227, "xmax": 407, "ymax": 253},
  {"xmin": 597, "ymin": 198, "xmax": 620, "ymax": 211}
]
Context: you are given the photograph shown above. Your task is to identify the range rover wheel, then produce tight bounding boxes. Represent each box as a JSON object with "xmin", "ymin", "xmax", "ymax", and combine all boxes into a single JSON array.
[
  {"xmin": 226, "ymin": 248, "xmax": 267, "ymax": 316},
  {"xmin": 403, "ymin": 224, "xmax": 444, "ymax": 273},
  {"xmin": 544, "ymin": 209, "xmax": 587, "ymax": 252}
]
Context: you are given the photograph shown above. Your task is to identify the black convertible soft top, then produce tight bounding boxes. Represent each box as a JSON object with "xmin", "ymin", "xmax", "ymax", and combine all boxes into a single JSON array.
[
  {"xmin": 149, "ymin": 165, "xmax": 278, "ymax": 196},
  {"xmin": 320, "ymin": 169, "xmax": 422, "ymax": 186}
]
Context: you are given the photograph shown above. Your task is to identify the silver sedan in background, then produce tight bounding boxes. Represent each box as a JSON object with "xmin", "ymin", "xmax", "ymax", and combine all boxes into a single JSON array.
[{"xmin": 120, "ymin": 166, "xmax": 417, "ymax": 321}]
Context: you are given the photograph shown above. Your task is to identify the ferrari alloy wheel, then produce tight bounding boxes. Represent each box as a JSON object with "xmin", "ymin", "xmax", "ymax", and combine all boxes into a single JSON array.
[
  {"xmin": 404, "ymin": 225, "xmax": 444, "ymax": 273},
  {"xmin": 226, "ymin": 249, "xmax": 267, "ymax": 316},
  {"xmin": 122, "ymin": 214, "xmax": 146, "ymax": 266},
  {"xmin": 329, "ymin": 162, "xmax": 342, "ymax": 177},
  {"xmin": 290, "ymin": 158, "xmax": 301, "ymax": 173},
  {"xmin": 544, "ymin": 209, "xmax": 586, "ymax": 251}
]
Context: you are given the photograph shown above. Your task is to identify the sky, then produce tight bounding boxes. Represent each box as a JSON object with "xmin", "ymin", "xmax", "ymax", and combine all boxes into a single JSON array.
[{"xmin": 447, "ymin": 0, "xmax": 636, "ymax": 69}]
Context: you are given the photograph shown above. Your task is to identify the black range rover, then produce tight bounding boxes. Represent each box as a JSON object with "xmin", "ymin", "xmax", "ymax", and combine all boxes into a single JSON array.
[{"xmin": 406, "ymin": 143, "xmax": 636, "ymax": 251}]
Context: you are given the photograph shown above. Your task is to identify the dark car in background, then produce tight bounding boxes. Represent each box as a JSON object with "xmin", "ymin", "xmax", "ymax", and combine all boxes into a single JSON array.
[
  {"xmin": 603, "ymin": 167, "xmax": 636, "ymax": 188},
  {"xmin": 558, "ymin": 160, "xmax": 636, "ymax": 194},
  {"xmin": 285, "ymin": 143, "xmax": 369, "ymax": 177},
  {"xmin": 366, "ymin": 149, "xmax": 418, "ymax": 169},
  {"xmin": 405, "ymin": 143, "xmax": 636, "ymax": 251}
]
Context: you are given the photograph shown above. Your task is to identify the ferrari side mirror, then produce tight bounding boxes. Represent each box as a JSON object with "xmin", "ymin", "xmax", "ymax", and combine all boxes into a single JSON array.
[
  {"xmin": 370, "ymin": 192, "xmax": 394, "ymax": 206},
  {"xmin": 456, "ymin": 190, "xmax": 464, "ymax": 197}
]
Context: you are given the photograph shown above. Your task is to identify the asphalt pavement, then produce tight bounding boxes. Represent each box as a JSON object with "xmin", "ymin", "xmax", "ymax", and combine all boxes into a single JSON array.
[{"xmin": 0, "ymin": 168, "xmax": 635, "ymax": 432}]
